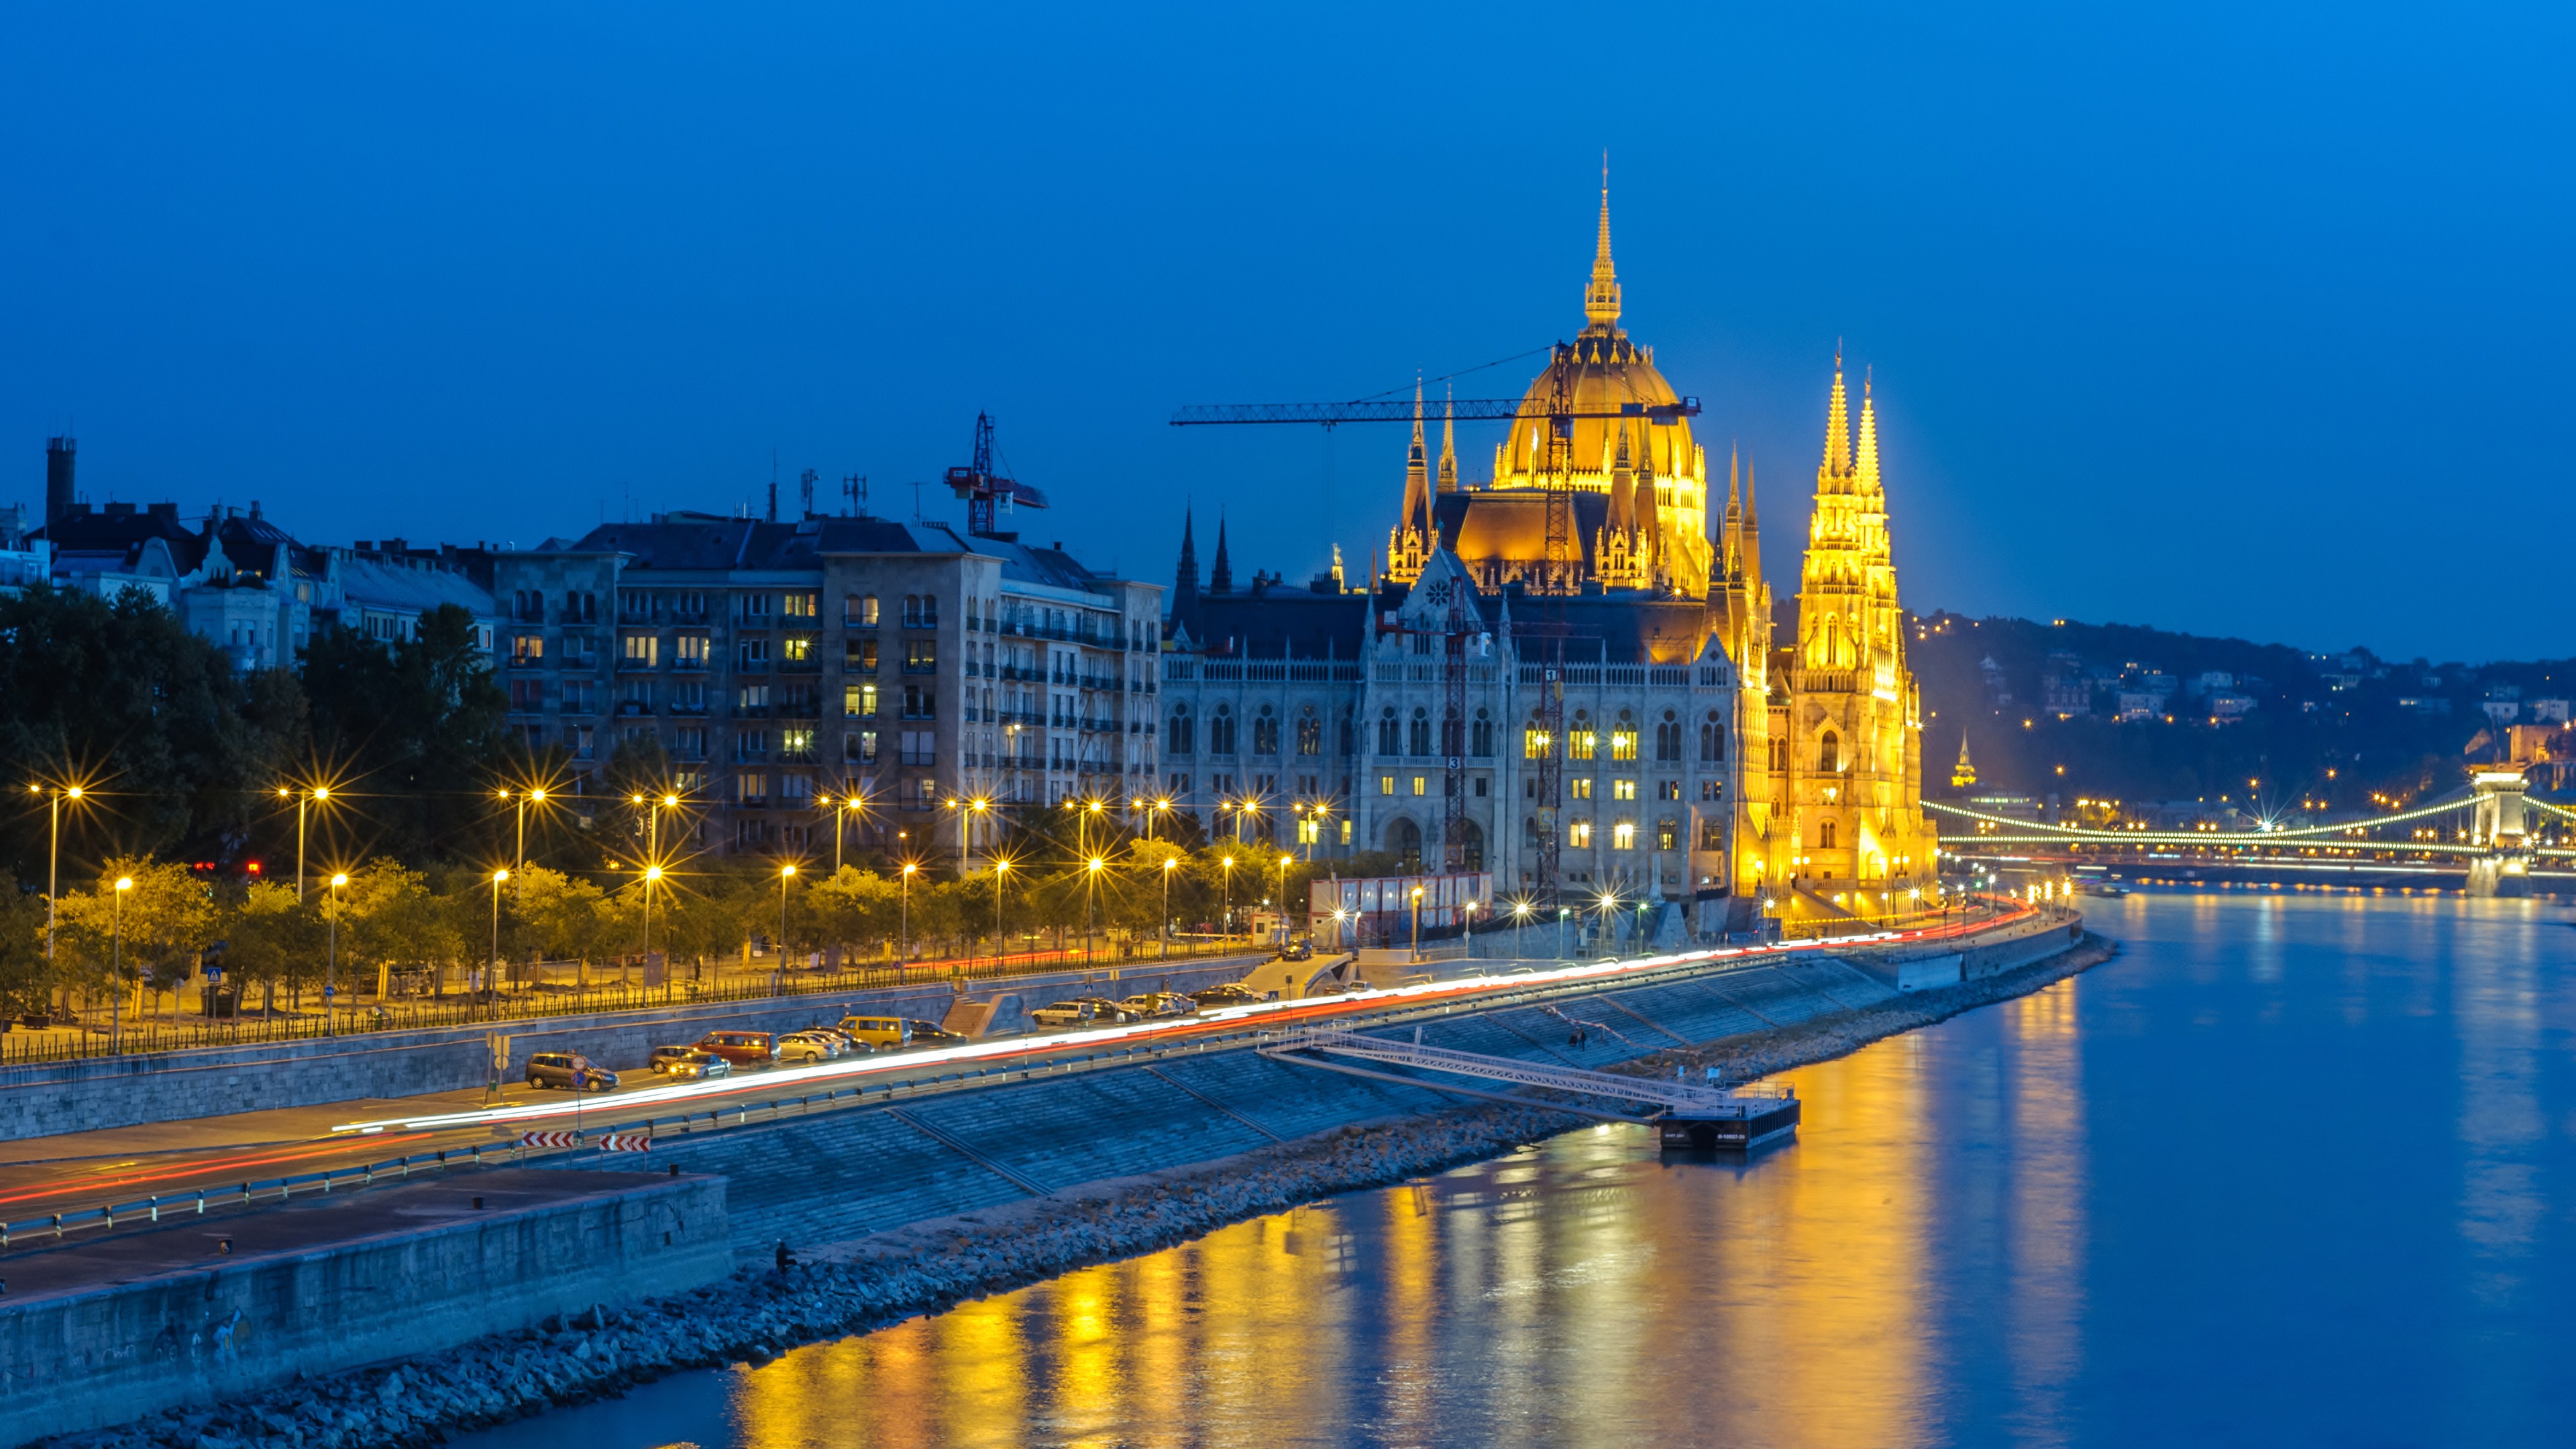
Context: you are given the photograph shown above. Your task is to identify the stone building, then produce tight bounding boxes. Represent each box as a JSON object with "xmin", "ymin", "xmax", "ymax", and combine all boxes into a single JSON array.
[
  {"xmin": 1160, "ymin": 186, "xmax": 1935, "ymax": 937},
  {"xmin": 490, "ymin": 511, "xmax": 1159, "ymax": 859}
]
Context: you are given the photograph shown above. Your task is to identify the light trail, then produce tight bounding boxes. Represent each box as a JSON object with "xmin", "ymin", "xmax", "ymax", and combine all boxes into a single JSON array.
[
  {"xmin": 1924, "ymin": 793, "xmax": 2481, "ymax": 846},
  {"xmin": 325, "ymin": 920, "xmax": 2029, "ymax": 1137}
]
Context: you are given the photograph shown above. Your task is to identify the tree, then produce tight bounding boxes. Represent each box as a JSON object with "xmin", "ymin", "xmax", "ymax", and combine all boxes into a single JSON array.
[
  {"xmin": 0, "ymin": 586, "xmax": 275, "ymax": 883},
  {"xmin": 52, "ymin": 857, "xmax": 218, "ymax": 1019},
  {"xmin": 0, "ymin": 886, "xmax": 53, "ymax": 1018},
  {"xmin": 221, "ymin": 880, "xmax": 323, "ymax": 1015},
  {"xmin": 299, "ymin": 603, "xmax": 513, "ymax": 863},
  {"xmin": 806, "ymin": 867, "xmax": 900, "ymax": 957},
  {"xmin": 329, "ymin": 859, "xmax": 461, "ymax": 998}
]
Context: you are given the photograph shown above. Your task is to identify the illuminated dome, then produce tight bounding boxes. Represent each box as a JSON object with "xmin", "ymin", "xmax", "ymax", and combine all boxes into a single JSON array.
[{"xmin": 1485, "ymin": 184, "xmax": 1711, "ymax": 586}]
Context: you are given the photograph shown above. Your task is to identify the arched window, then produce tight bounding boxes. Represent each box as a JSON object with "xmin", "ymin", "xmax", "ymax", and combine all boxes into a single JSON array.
[
  {"xmin": 1252, "ymin": 704, "xmax": 1279, "ymax": 755},
  {"xmin": 1295, "ymin": 707, "xmax": 1322, "ymax": 756},
  {"xmin": 1460, "ymin": 820, "xmax": 1485, "ymax": 871},
  {"xmin": 1701, "ymin": 710, "xmax": 1727, "ymax": 762},
  {"xmin": 1654, "ymin": 709, "xmax": 1681, "ymax": 761},
  {"xmin": 1389, "ymin": 817, "xmax": 1423, "ymax": 874},
  {"xmin": 1377, "ymin": 707, "xmax": 1401, "ymax": 757},
  {"xmin": 1470, "ymin": 708, "xmax": 1495, "ymax": 757},
  {"xmin": 1408, "ymin": 707, "xmax": 1432, "ymax": 757},
  {"xmin": 1167, "ymin": 707, "xmax": 1193, "ymax": 757},
  {"xmin": 1819, "ymin": 820, "xmax": 1837, "ymax": 851},
  {"xmin": 1819, "ymin": 729, "xmax": 1840, "ymax": 773},
  {"xmin": 1440, "ymin": 707, "xmax": 1464, "ymax": 757},
  {"xmin": 1523, "ymin": 815, "xmax": 1542, "ymax": 848},
  {"xmin": 1340, "ymin": 709, "xmax": 1356, "ymax": 757},
  {"xmin": 1209, "ymin": 704, "xmax": 1237, "ymax": 756}
]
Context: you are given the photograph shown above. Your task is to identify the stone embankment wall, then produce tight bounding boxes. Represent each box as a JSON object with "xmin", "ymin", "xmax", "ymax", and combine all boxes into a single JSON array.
[
  {"xmin": 32, "ymin": 930, "xmax": 2116, "ymax": 1449},
  {"xmin": 0, "ymin": 1170, "xmax": 730, "ymax": 1447},
  {"xmin": 0, "ymin": 959, "xmax": 1252, "ymax": 1142}
]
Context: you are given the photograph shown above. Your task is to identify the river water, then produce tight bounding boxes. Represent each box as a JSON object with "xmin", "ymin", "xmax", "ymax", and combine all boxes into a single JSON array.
[{"xmin": 455, "ymin": 891, "xmax": 2576, "ymax": 1448}]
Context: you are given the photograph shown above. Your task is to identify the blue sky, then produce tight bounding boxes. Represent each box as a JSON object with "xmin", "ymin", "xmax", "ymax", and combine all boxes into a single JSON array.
[{"xmin": 4, "ymin": 3, "xmax": 2567, "ymax": 661}]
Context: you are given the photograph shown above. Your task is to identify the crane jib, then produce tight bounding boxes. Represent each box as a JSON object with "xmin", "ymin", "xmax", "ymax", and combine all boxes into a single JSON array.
[{"xmin": 1167, "ymin": 398, "xmax": 1701, "ymax": 427}]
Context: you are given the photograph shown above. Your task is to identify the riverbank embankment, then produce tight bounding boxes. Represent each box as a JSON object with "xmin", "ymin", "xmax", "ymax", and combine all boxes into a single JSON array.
[{"xmin": 27, "ymin": 928, "xmax": 2112, "ymax": 1449}]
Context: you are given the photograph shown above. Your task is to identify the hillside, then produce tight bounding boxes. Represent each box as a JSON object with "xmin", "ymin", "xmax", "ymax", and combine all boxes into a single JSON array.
[{"xmin": 1903, "ymin": 611, "xmax": 2573, "ymax": 816}]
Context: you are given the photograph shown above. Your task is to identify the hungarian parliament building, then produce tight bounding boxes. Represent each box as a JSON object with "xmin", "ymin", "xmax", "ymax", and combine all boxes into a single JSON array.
[{"xmin": 1159, "ymin": 189, "xmax": 1936, "ymax": 937}]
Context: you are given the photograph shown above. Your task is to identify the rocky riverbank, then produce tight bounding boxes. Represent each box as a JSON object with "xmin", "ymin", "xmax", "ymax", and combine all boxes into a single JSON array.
[{"xmin": 39, "ymin": 933, "xmax": 2115, "ymax": 1449}]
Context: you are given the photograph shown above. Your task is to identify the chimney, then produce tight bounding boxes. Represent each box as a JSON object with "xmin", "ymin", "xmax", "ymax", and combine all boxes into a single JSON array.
[{"xmin": 44, "ymin": 437, "xmax": 74, "ymax": 529}]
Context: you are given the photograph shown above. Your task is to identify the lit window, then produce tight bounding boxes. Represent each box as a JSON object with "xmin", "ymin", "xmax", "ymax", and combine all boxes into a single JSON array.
[
  {"xmin": 1411, "ymin": 776, "xmax": 1426, "ymax": 797},
  {"xmin": 1613, "ymin": 820, "xmax": 1636, "ymax": 850},
  {"xmin": 1570, "ymin": 779, "xmax": 1594, "ymax": 800},
  {"xmin": 1522, "ymin": 727, "xmax": 1553, "ymax": 759},
  {"xmin": 1572, "ymin": 730, "xmax": 1597, "ymax": 761},
  {"xmin": 782, "ymin": 635, "xmax": 814, "ymax": 663},
  {"xmin": 621, "ymin": 633, "xmax": 657, "ymax": 667},
  {"xmin": 1613, "ymin": 779, "xmax": 1638, "ymax": 801},
  {"xmin": 1611, "ymin": 729, "xmax": 1638, "ymax": 761},
  {"xmin": 1569, "ymin": 819, "xmax": 1593, "ymax": 848},
  {"xmin": 1380, "ymin": 775, "xmax": 1395, "ymax": 796},
  {"xmin": 845, "ymin": 683, "xmax": 877, "ymax": 718}
]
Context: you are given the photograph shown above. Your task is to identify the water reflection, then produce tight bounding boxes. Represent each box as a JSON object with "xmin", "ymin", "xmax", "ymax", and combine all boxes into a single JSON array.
[{"xmin": 448, "ymin": 893, "xmax": 2576, "ymax": 1449}]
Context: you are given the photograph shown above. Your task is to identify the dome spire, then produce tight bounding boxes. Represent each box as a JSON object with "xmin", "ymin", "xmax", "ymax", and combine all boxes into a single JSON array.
[
  {"xmin": 1584, "ymin": 153, "xmax": 1621, "ymax": 328},
  {"xmin": 1437, "ymin": 384, "xmax": 1458, "ymax": 492}
]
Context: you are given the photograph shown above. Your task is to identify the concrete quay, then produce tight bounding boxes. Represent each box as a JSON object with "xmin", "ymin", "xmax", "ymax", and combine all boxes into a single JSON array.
[{"xmin": 0, "ymin": 1170, "xmax": 730, "ymax": 1447}]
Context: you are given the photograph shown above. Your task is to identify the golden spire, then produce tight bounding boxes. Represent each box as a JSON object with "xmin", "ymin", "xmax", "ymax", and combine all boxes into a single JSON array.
[
  {"xmin": 1856, "ymin": 368, "xmax": 1880, "ymax": 494},
  {"xmin": 1437, "ymin": 384, "xmax": 1458, "ymax": 492},
  {"xmin": 1821, "ymin": 344, "xmax": 1851, "ymax": 479},
  {"xmin": 1583, "ymin": 154, "xmax": 1621, "ymax": 329}
]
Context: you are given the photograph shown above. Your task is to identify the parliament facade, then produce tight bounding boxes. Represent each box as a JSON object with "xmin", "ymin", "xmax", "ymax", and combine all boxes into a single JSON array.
[{"xmin": 1159, "ymin": 188, "xmax": 1935, "ymax": 936}]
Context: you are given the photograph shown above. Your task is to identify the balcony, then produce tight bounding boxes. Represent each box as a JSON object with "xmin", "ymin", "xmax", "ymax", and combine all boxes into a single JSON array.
[{"xmin": 669, "ymin": 702, "xmax": 709, "ymax": 717}]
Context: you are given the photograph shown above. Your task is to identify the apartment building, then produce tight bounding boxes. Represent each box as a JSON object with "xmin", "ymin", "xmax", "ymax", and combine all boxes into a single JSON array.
[{"xmin": 492, "ymin": 511, "xmax": 1160, "ymax": 859}]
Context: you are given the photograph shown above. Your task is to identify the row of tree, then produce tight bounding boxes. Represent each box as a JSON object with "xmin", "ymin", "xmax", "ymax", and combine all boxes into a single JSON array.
[{"xmin": 0, "ymin": 841, "xmax": 1387, "ymax": 1018}]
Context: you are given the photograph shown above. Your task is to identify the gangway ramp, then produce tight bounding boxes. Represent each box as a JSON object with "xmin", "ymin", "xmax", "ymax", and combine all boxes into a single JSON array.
[{"xmin": 1259, "ymin": 1027, "xmax": 1800, "ymax": 1151}]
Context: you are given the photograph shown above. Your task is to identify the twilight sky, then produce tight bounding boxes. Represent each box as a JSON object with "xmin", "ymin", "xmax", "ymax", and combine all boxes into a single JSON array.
[{"xmin": 4, "ymin": 3, "xmax": 2568, "ymax": 662}]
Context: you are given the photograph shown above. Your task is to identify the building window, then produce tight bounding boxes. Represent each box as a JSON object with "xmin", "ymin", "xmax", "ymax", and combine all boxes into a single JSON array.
[
  {"xmin": 735, "ymin": 729, "xmax": 770, "ymax": 763},
  {"xmin": 846, "ymin": 730, "xmax": 878, "ymax": 763},
  {"xmin": 847, "ymin": 594, "xmax": 878, "ymax": 627},
  {"xmin": 903, "ymin": 594, "xmax": 939, "ymax": 629},
  {"xmin": 1404, "ymin": 708, "xmax": 1430, "ymax": 756},
  {"xmin": 1523, "ymin": 725, "xmax": 1552, "ymax": 759},
  {"xmin": 783, "ymin": 591, "xmax": 818, "ymax": 621},
  {"xmin": 1570, "ymin": 778, "xmax": 1594, "ymax": 800},
  {"xmin": 900, "ymin": 729, "xmax": 936, "ymax": 766},
  {"xmin": 1208, "ymin": 705, "xmax": 1236, "ymax": 755},
  {"xmin": 847, "ymin": 639, "xmax": 878, "ymax": 671},
  {"xmin": 782, "ymin": 635, "xmax": 814, "ymax": 664},
  {"xmin": 780, "ymin": 772, "xmax": 813, "ymax": 804},
  {"xmin": 1611, "ymin": 727, "xmax": 1638, "ymax": 762},
  {"xmin": 1380, "ymin": 775, "xmax": 1395, "ymax": 796},
  {"xmin": 1657, "ymin": 818, "xmax": 1678, "ymax": 851},
  {"xmin": 1378, "ymin": 708, "xmax": 1401, "ymax": 756},
  {"xmin": 1817, "ymin": 820, "xmax": 1837, "ymax": 850},
  {"xmin": 1569, "ymin": 819, "xmax": 1593, "ymax": 849},
  {"xmin": 1820, "ymin": 730, "xmax": 1840, "ymax": 773},
  {"xmin": 737, "ymin": 684, "xmax": 769, "ymax": 714},
  {"xmin": 902, "ymin": 685, "xmax": 934, "ymax": 718},
  {"xmin": 511, "ymin": 635, "xmax": 544, "ymax": 665},
  {"xmin": 1655, "ymin": 711, "xmax": 1681, "ymax": 761},
  {"xmin": 904, "ymin": 639, "xmax": 937, "ymax": 673},
  {"xmin": 621, "ymin": 633, "xmax": 657, "ymax": 667},
  {"xmin": 782, "ymin": 728, "xmax": 817, "ymax": 762},
  {"xmin": 737, "ymin": 773, "xmax": 767, "ymax": 806},
  {"xmin": 1295, "ymin": 710, "xmax": 1322, "ymax": 756},
  {"xmin": 1657, "ymin": 780, "xmax": 1682, "ymax": 800},
  {"xmin": 675, "ymin": 726, "xmax": 707, "ymax": 760},
  {"xmin": 1699, "ymin": 816, "xmax": 1726, "ymax": 851},
  {"xmin": 738, "ymin": 638, "xmax": 771, "ymax": 671},
  {"xmin": 1701, "ymin": 710, "xmax": 1727, "ymax": 761},
  {"xmin": 1470, "ymin": 710, "xmax": 1494, "ymax": 757},
  {"xmin": 574, "ymin": 724, "xmax": 596, "ymax": 760},
  {"xmin": 1612, "ymin": 779, "xmax": 1638, "ymax": 801},
  {"xmin": 845, "ymin": 683, "xmax": 877, "ymax": 718},
  {"xmin": 1571, "ymin": 729, "xmax": 1597, "ymax": 761},
  {"xmin": 737, "ymin": 593, "xmax": 773, "ymax": 625},
  {"xmin": 676, "ymin": 634, "xmax": 708, "ymax": 669},
  {"xmin": 1701, "ymin": 780, "xmax": 1724, "ymax": 802},
  {"xmin": 1411, "ymin": 775, "xmax": 1426, "ymax": 797},
  {"xmin": 1612, "ymin": 820, "xmax": 1635, "ymax": 850},
  {"xmin": 1252, "ymin": 705, "xmax": 1279, "ymax": 755},
  {"xmin": 1168, "ymin": 708, "xmax": 1194, "ymax": 756},
  {"xmin": 508, "ymin": 678, "xmax": 543, "ymax": 711}
]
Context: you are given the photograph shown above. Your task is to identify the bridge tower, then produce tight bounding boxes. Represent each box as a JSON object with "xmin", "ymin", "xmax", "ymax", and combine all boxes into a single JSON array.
[{"xmin": 2467, "ymin": 768, "xmax": 2534, "ymax": 898}]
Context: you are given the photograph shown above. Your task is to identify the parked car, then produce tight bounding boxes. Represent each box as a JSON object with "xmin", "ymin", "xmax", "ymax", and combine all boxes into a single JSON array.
[
  {"xmin": 810, "ymin": 1026, "xmax": 873, "ymax": 1055},
  {"xmin": 647, "ymin": 1046, "xmax": 731, "ymax": 1080},
  {"xmin": 525, "ymin": 1053, "xmax": 618, "ymax": 1091},
  {"xmin": 1118, "ymin": 992, "xmax": 1197, "ymax": 1020},
  {"xmin": 776, "ymin": 1030, "xmax": 842, "ymax": 1064},
  {"xmin": 837, "ymin": 1015, "xmax": 910, "ymax": 1050},
  {"xmin": 1074, "ymin": 996, "xmax": 1138, "ymax": 1022},
  {"xmin": 1278, "ymin": 939, "xmax": 1315, "ymax": 962},
  {"xmin": 1030, "ymin": 1000, "xmax": 1094, "ymax": 1028},
  {"xmin": 691, "ymin": 1030, "xmax": 777, "ymax": 1067},
  {"xmin": 1189, "ymin": 983, "xmax": 1263, "ymax": 1008},
  {"xmin": 902, "ymin": 1020, "xmax": 965, "ymax": 1045}
]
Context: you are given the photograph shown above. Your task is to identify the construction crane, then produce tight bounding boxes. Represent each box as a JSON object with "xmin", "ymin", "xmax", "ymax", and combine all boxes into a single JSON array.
[
  {"xmin": 944, "ymin": 413, "xmax": 1050, "ymax": 540},
  {"xmin": 1169, "ymin": 395, "xmax": 1699, "ymax": 428}
]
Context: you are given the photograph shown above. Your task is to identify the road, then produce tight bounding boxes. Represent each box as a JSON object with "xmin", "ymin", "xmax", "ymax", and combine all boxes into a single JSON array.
[{"xmin": 0, "ymin": 909, "xmax": 2036, "ymax": 1229}]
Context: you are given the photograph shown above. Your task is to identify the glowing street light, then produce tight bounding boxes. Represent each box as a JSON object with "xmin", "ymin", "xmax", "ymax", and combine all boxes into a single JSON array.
[
  {"xmin": 277, "ymin": 783, "xmax": 330, "ymax": 902},
  {"xmin": 110, "ymin": 875, "xmax": 133, "ymax": 1052},
  {"xmin": 326, "ymin": 871, "xmax": 350, "ymax": 1032},
  {"xmin": 777, "ymin": 863, "xmax": 798, "ymax": 965},
  {"xmin": 1160, "ymin": 855, "xmax": 1178, "ymax": 958},
  {"xmin": 488, "ymin": 870, "xmax": 508, "ymax": 1008},
  {"xmin": 900, "ymin": 860, "xmax": 920, "ymax": 961},
  {"xmin": 30, "ymin": 781, "xmax": 87, "ymax": 964}
]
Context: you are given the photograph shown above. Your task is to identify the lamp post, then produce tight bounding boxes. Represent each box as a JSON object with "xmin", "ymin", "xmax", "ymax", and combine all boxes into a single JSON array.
[
  {"xmin": 642, "ymin": 865, "xmax": 662, "ymax": 953},
  {"xmin": 110, "ymin": 875, "xmax": 132, "ymax": 1053},
  {"xmin": 1277, "ymin": 853, "xmax": 1294, "ymax": 949},
  {"xmin": 30, "ymin": 783, "xmax": 82, "ymax": 967},
  {"xmin": 276, "ymin": 784, "xmax": 328, "ymax": 902},
  {"xmin": 1220, "ymin": 855, "xmax": 1235, "ymax": 942},
  {"xmin": 1409, "ymin": 884, "xmax": 1424, "ymax": 959},
  {"xmin": 992, "ymin": 857, "xmax": 1011, "ymax": 969},
  {"xmin": 777, "ymin": 864, "xmax": 797, "ymax": 969},
  {"xmin": 488, "ymin": 871, "xmax": 507, "ymax": 1010},
  {"xmin": 1512, "ymin": 898, "xmax": 1531, "ymax": 961},
  {"xmin": 900, "ymin": 861, "xmax": 917, "ymax": 962},
  {"xmin": 1083, "ymin": 856, "xmax": 1104, "ymax": 965},
  {"xmin": 1462, "ymin": 898, "xmax": 1477, "ymax": 959},
  {"xmin": 1160, "ymin": 856, "xmax": 1176, "ymax": 959},
  {"xmin": 826, "ymin": 793, "xmax": 864, "ymax": 873},
  {"xmin": 326, "ymin": 872, "xmax": 349, "ymax": 1032},
  {"xmin": 498, "ymin": 787, "xmax": 545, "ymax": 901}
]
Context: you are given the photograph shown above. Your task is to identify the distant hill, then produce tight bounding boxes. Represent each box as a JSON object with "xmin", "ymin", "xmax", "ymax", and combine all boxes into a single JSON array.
[{"xmin": 1904, "ymin": 610, "xmax": 2575, "ymax": 814}]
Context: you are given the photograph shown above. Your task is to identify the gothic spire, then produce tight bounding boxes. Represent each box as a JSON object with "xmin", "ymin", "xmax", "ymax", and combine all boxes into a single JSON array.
[
  {"xmin": 1437, "ymin": 385, "xmax": 1458, "ymax": 492},
  {"xmin": 1584, "ymin": 154, "xmax": 1621, "ymax": 328},
  {"xmin": 1856, "ymin": 368, "xmax": 1881, "ymax": 495},
  {"xmin": 1173, "ymin": 504, "xmax": 1200, "ymax": 617},
  {"xmin": 1210, "ymin": 513, "xmax": 1233, "ymax": 594},
  {"xmin": 1822, "ymin": 344, "xmax": 1851, "ymax": 478}
]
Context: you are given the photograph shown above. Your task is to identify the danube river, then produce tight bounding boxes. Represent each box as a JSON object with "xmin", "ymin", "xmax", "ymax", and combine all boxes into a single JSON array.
[{"xmin": 458, "ymin": 891, "xmax": 2576, "ymax": 1448}]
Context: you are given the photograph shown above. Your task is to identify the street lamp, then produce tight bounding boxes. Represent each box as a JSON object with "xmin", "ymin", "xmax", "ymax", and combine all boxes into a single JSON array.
[
  {"xmin": 641, "ymin": 864, "xmax": 663, "ymax": 954},
  {"xmin": 326, "ymin": 871, "xmax": 350, "ymax": 1031},
  {"xmin": 1511, "ymin": 898, "xmax": 1532, "ymax": 960},
  {"xmin": 1409, "ymin": 884, "xmax": 1424, "ymax": 959},
  {"xmin": 777, "ymin": 863, "xmax": 797, "ymax": 968},
  {"xmin": 824, "ymin": 792, "xmax": 865, "ymax": 873},
  {"xmin": 276, "ymin": 784, "xmax": 329, "ymax": 902},
  {"xmin": 30, "ymin": 782, "xmax": 84, "ymax": 966},
  {"xmin": 1160, "ymin": 856, "xmax": 1177, "ymax": 958},
  {"xmin": 110, "ymin": 875, "xmax": 131, "ymax": 1052},
  {"xmin": 991, "ymin": 857, "xmax": 1012, "ymax": 969},
  {"xmin": 488, "ymin": 870, "xmax": 508, "ymax": 1008},
  {"xmin": 1084, "ymin": 856, "xmax": 1106, "ymax": 964},
  {"xmin": 498, "ymin": 786, "xmax": 546, "ymax": 900},
  {"xmin": 1220, "ymin": 855, "xmax": 1236, "ymax": 941},
  {"xmin": 1277, "ymin": 853, "xmax": 1295, "ymax": 949},
  {"xmin": 897, "ymin": 859, "xmax": 919, "ymax": 962},
  {"xmin": 1462, "ymin": 896, "xmax": 1478, "ymax": 957}
]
